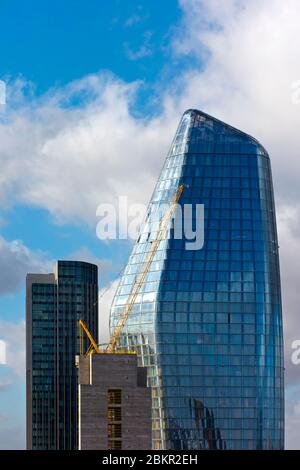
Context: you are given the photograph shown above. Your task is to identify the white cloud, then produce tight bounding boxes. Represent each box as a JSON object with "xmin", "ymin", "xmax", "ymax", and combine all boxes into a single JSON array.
[
  {"xmin": 285, "ymin": 386, "xmax": 300, "ymax": 449},
  {"xmin": 0, "ymin": 2, "xmax": 298, "ymax": 224},
  {"xmin": 0, "ymin": 235, "xmax": 52, "ymax": 294},
  {"xmin": 171, "ymin": 0, "xmax": 300, "ymax": 208},
  {"xmin": 98, "ymin": 279, "xmax": 119, "ymax": 344},
  {"xmin": 0, "ymin": 0, "xmax": 300, "ymax": 449},
  {"xmin": 0, "ymin": 73, "xmax": 174, "ymax": 225},
  {"xmin": 172, "ymin": 0, "xmax": 300, "ymax": 448},
  {"xmin": 0, "ymin": 321, "xmax": 25, "ymax": 378},
  {"xmin": 277, "ymin": 207, "xmax": 300, "ymax": 360}
]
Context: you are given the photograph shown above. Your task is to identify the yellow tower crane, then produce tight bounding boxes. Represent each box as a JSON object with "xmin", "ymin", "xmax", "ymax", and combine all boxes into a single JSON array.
[{"xmin": 79, "ymin": 183, "xmax": 185, "ymax": 356}]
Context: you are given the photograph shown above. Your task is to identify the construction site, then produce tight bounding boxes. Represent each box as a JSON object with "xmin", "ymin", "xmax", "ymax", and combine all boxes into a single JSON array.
[
  {"xmin": 26, "ymin": 108, "xmax": 285, "ymax": 452},
  {"xmin": 75, "ymin": 184, "xmax": 185, "ymax": 450}
]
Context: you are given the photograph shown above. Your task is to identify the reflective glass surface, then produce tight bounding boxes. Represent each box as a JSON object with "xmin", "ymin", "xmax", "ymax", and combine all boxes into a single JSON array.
[{"xmin": 110, "ymin": 109, "xmax": 284, "ymax": 450}]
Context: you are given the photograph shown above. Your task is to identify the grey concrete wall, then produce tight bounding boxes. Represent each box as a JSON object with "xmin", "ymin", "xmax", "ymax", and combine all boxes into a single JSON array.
[{"xmin": 79, "ymin": 354, "xmax": 152, "ymax": 450}]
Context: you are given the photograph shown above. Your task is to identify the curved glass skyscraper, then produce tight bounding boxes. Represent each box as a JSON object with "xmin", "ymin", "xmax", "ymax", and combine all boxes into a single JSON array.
[{"xmin": 110, "ymin": 109, "xmax": 284, "ymax": 450}]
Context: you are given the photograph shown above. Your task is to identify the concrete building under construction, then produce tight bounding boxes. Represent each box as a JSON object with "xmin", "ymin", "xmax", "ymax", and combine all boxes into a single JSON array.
[{"xmin": 78, "ymin": 353, "xmax": 152, "ymax": 450}]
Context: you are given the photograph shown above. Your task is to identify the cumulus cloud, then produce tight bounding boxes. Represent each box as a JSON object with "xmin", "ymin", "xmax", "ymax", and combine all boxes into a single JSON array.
[
  {"xmin": 0, "ymin": 73, "xmax": 174, "ymax": 225},
  {"xmin": 169, "ymin": 0, "xmax": 300, "ymax": 447},
  {"xmin": 0, "ymin": 320, "xmax": 26, "ymax": 449},
  {"xmin": 1, "ymin": 2, "xmax": 299, "ymax": 226},
  {"xmin": 98, "ymin": 279, "xmax": 119, "ymax": 344},
  {"xmin": 171, "ymin": 0, "xmax": 300, "ymax": 207},
  {"xmin": 0, "ymin": 235, "xmax": 52, "ymax": 294},
  {"xmin": 0, "ymin": 0, "xmax": 300, "ymax": 448},
  {"xmin": 285, "ymin": 386, "xmax": 300, "ymax": 449},
  {"xmin": 0, "ymin": 321, "xmax": 25, "ymax": 378},
  {"xmin": 277, "ymin": 207, "xmax": 300, "ymax": 383}
]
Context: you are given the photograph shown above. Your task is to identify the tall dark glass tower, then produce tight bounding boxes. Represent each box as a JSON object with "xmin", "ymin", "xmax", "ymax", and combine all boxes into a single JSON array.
[
  {"xmin": 26, "ymin": 260, "xmax": 98, "ymax": 450},
  {"xmin": 110, "ymin": 109, "xmax": 284, "ymax": 450}
]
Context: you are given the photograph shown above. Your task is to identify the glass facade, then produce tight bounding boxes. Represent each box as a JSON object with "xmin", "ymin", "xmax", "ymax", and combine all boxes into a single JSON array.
[
  {"xmin": 110, "ymin": 109, "xmax": 284, "ymax": 450},
  {"xmin": 26, "ymin": 260, "xmax": 98, "ymax": 450}
]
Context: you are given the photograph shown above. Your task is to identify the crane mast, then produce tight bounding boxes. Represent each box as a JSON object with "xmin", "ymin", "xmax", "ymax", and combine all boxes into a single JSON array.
[
  {"xmin": 79, "ymin": 319, "xmax": 100, "ymax": 355},
  {"xmin": 79, "ymin": 183, "xmax": 185, "ymax": 355}
]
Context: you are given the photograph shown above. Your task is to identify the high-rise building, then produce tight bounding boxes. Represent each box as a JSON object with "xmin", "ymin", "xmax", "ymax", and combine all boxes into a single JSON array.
[
  {"xmin": 110, "ymin": 109, "xmax": 284, "ymax": 450},
  {"xmin": 26, "ymin": 260, "xmax": 98, "ymax": 450},
  {"xmin": 78, "ymin": 353, "xmax": 152, "ymax": 450}
]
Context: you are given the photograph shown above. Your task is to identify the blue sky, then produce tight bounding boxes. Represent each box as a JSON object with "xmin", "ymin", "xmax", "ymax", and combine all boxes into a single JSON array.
[
  {"xmin": 0, "ymin": 0, "xmax": 180, "ymax": 85},
  {"xmin": 0, "ymin": 0, "xmax": 182, "ymax": 298},
  {"xmin": 0, "ymin": 0, "xmax": 300, "ymax": 449},
  {"xmin": 0, "ymin": 0, "xmax": 184, "ymax": 449}
]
